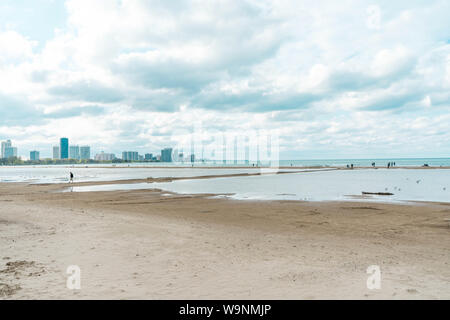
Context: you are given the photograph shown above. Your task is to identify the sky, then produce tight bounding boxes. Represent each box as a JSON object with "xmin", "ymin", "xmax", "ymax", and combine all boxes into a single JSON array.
[{"xmin": 0, "ymin": 0, "xmax": 449, "ymax": 160}]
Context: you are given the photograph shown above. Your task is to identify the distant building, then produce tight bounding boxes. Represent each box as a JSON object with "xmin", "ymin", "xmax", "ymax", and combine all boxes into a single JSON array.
[
  {"xmin": 95, "ymin": 151, "xmax": 115, "ymax": 161},
  {"xmin": 30, "ymin": 151, "xmax": 40, "ymax": 161},
  {"xmin": 190, "ymin": 154, "xmax": 195, "ymax": 163},
  {"xmin": 80, "ymin": 146, "xmax": 91, "ymax": 160},
  {"xmin": 1, "ymin": 140, "xmax": 12, "ymax": 158},
  {"xmin": 144, "ymin": 153, "xmax": 153, "ymax": 161},
  {"xmin": 69, "ymin": 145, "xmax": 80, "ymax": 160},
  {"xmin": 4, "ymin": 146, "xmax": 17, "ymax": 159},
  {"xmin": 161, "ymin": 148, "xmax": 173, "ymax": 162},
  {"xmin": 53, "ymin": 146, "xmax": 60, "ymax": 160},
  {"xmin": 122, "ymin": 151, "xmax": 139, "ymax": 161},
  {"xmin": 60, "ymin": 138, "xmax": 69, "ymax": 159},
  {"xmin": 1, "ymin": 140, "xmax": 17, "ymax": 159}
]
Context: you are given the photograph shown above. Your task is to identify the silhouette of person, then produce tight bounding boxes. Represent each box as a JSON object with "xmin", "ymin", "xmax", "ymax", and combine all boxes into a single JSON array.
[{"xmin": 69, "ymin": 172, "xmax": 74, "ymax": 183}]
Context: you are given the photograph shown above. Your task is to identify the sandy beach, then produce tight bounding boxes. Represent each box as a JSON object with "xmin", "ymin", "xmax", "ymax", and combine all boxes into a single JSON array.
[{"xmin": 0, "ymin": 178, "xmax": 449, "ymax": 300}]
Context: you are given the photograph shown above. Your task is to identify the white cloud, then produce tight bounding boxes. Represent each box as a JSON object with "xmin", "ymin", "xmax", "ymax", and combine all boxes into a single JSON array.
[
  {"xmin": 1, "ymin": 0, "xmax": 450, "ymax": 158},
  {"xmin": 0, "ymin": 30, "xmax": 36, "ymax": 62},
  {"xmin": 366, "ymin": 5, "xmax": 381, "ymax": 30},
  {"xmin": 371, "ymin": 46, "xmax": 412, "ymax": 77}
]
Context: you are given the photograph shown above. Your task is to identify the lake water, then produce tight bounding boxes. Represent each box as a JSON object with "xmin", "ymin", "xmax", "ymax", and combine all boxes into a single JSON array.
[
  {"xmin": 67, "ymin": 168, "xmax": 450, "ymax": 204},
  {"xmin": 1, "ymin": 163, "xmax": 449, "ymax": 203},
  {"xmin": 0, "ymin": 165, "xmax": 299, "ymax": 183}
]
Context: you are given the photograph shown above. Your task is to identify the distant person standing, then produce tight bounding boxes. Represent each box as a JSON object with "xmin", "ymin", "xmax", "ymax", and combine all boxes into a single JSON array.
[
  {"xmin": 69, "ymin": 172, "xmax": 74, "ymax": 183},
  {"xmin": 387, "ymin": 162, "xmax": 390, "ymax": 168}
]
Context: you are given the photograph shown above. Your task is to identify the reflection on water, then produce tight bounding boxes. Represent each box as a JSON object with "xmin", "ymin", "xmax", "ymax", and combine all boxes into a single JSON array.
[{"xmin": 67, "ymin": 169, "xmax": 450, "ymax": 203}]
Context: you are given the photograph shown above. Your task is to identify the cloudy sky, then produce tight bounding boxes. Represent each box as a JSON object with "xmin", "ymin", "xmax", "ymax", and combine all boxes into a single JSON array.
[{"xmin": 0, "ymin": 0, "xmax": 449, "ymax": 159}]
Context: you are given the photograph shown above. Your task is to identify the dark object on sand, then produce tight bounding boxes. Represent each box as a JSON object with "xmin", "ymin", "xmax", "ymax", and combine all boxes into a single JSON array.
[
  {"xmin": 362, "ymin": 191, "xmax": 394, "ymax": 196},
  {"xmin": 423, "ymin": 164, "xmax": 429, "ymax": 167}
]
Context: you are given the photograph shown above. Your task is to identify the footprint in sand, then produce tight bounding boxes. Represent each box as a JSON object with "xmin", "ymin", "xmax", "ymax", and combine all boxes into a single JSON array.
[{"xmin": 0, "ymin": 283, "xmax": 21, "ymax": 297}]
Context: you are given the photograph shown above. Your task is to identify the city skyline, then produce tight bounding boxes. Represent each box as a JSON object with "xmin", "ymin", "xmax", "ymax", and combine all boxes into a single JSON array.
[
  {"xmin": 3, "ymin": 135, "xmax": 450, "ymax": 162},
  {"xmin": 0, "ymin": 137, "xmax": 189, "ymax": 162}
]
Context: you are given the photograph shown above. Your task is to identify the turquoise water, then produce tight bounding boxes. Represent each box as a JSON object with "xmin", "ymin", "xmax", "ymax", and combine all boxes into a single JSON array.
[
  {"xmin": 198, "ymin": 158, "xmax": 450, "ymax": 167},
  {"xmin": 278, "ymin": 158, "xmax": 450, "ymax": 167},
  {"xmin": 0, "ymin": 158, "xmax": 448, "ymax": 169},
  {"xmin": 116, "ymin": 158, "xmax": 450, "ymax": 167}
]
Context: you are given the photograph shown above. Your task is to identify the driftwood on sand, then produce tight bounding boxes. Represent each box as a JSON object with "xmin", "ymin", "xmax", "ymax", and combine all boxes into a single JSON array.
[{"xmin": 362, "ymin": 191, "xmax": 394, "ymax": 196}]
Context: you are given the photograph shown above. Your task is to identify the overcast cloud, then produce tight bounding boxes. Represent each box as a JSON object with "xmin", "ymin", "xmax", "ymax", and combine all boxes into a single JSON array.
[{"xmin": 0, "ymin": 0, "xmax": 449, "ymax": 158}]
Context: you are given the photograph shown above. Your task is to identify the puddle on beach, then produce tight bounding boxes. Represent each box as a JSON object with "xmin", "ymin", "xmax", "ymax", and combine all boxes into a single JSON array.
[{"xmin": 62, "ymin": 169, "xmax": 450, "ymax": 204}]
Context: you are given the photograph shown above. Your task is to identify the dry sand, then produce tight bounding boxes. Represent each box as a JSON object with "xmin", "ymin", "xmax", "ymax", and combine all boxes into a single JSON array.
[{"xmin": 0, "ymin": 181, "xmax": 449, "ymax": 299}]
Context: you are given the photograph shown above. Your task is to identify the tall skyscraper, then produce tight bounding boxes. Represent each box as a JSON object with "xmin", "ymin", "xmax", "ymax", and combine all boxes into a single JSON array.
[
  {"xmin": 53, "ymin": 146, "xmax": 60, "ymax": 159},
  {"xmin": 60, "ymin": 138, "xmax": 69, "ymax": 159},
  {"xmin": 161, "ymin": 148, "xmax": 173, "ymax": 162},
  {"xmin": 122, "ymin": 151, "xmax": 139, "ymax": 161},
  {"xmin": 4, "ymin": 146, "xmax": 17, "ymax": 158},
  {"xmin": 1, "ymin": 140, "xmax": 12, "ymax": 159},
  {"xmin": 144, "ymin": 153, "xmax": 153, "ymax": 161},
  {"xmin": 69, "ymin": 145, "xmax": 80, "ymax": 160},
  {"xmin": 30, "ymin": 151, "xmax": 40, "ymax": 161},
  {"xmin": 80, "ymin": 146, "xmax": 91, "ymax": 160}
]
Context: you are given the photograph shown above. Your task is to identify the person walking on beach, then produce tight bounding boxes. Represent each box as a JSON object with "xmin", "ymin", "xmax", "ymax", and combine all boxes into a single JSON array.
[{"xmin": 69, "ymin": 172, "xmax": 74, "ymax": 183}]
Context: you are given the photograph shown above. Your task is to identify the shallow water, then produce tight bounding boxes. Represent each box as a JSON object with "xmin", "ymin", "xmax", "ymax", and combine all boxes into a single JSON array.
[
  {"xmin": 68, "ymin": 169, "xmax": 450, "ymax": 203},
  {"xmin": 0, "ymin": 165, "xmax": 293, "ymax": 184}
]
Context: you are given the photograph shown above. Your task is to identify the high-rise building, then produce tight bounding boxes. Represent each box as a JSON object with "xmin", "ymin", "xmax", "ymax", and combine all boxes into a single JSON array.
[
  {"xmin": 144, "ymin": 153, "xmax": 153, "ymax": 161},
  {"xmin": 4, "ymin": 147, "xmax": 17, "ymax": 159},
  {"xmin": 30, "ymin": 151, "xmax": 40, "ymax": 161},
  {"xmin": 1, "ymin": 140, "xmax": 12, "ymax": 158},
  {"xmin": 60, "ymin": 138, "xmax": 69, "ymax": 159},
  {"xmin": 80, "ymin": 146, "xmax": 91, "ymax": 160},
  {"xmin": 69, "ymin": 145, "xmax": 80, "ymax": 160},
  {"xmin": 190, "ymin": 154, "xmax": 195, "ymax": 163},
  {"xmin": 161, "ymin": 148, "xmax": 173, "ymax": 162},
  {"xmin": 95, "ymin": 151, "xmax": 115, "ymax": 161},
  {"xmin": 122, "ymin": 151, "xmax": 139, "ymax": 161},
  {"xmin": 53, "ymin": 146, "xmax": 60, "ymax": 159}
]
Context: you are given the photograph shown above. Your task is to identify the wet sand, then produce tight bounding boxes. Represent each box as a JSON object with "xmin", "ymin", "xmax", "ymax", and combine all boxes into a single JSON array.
[{"xmin": 0, "ymin": 181, "xmax": 449, "ymax": 299}]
